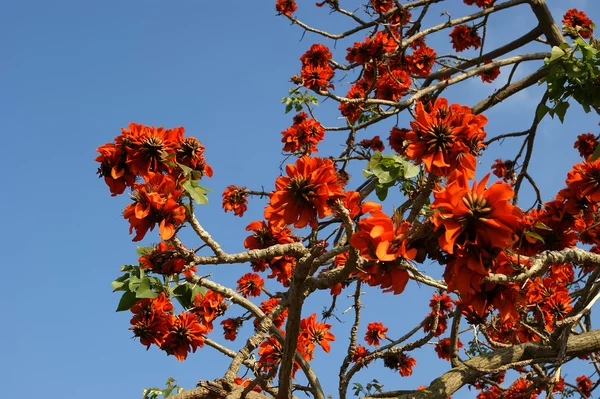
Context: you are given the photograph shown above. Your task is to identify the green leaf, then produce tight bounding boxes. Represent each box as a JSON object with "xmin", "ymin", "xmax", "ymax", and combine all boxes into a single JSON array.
[
  {"xmin": 182, "ymin": 180, "xmax": 209, "ymax": 205},
  {"xmin": 547, "ymin": 46, "xmax": 566, "ymax": 63},
  {"xmin": 177, "ymin": 163, "xmax": 193, "ymax": 177},
  {"xmin": 536, "ymin": 104, "xmax": 550, "ymax": 122},
  {"xmin": 554, "ymin": 101, "xmax": 570, "ymax": 123},
  {"xmin": 136, "ymin": 246, "xmax": 153, "ymax": 256},
  {"xmin": 111, "ymin": 274, "xmax": 130, "ymax": 292},
  {"xmin": 534, "ymin": 222, "xmax": 553, "ymax": 231},
  {"xmin": 136, "ymin": 277, "xmax": 158, "ymax": 299},
  {"xmin": 116, "ymin": 290, "xmax": 138, "ymax": 312},
  {"xmin": 589, "ymin": 142, "xmax": 600, "ymax": 162},
  {"xmin": 375, "ymin": 184, "xmax": 389, "ymax": 201},
  {"xmin": 401, "ymin": 160, "xmax": 420, "ymax": 179},
  {"xmin": 525, "ymin": 231, "xmax": 545, "ymax": 244}
]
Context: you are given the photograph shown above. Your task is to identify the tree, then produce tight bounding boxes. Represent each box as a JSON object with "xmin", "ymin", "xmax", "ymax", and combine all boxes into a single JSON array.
[{"xmin": 94, "ymin": 1, "xmax": 600, "ymax": 398}]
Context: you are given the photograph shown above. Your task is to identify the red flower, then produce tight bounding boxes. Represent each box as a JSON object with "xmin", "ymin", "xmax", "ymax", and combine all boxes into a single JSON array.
[
  {"xmin": 339, "ymin": 85, "xmax": 366, "ymax": 124},
  {"xmin": 574, "ymin": 133, "xmax": 598, "ymax": 160},
  {"xmin": 222, "ymin": 185, "xmax": 248, "ymax": 217},
  {"xmin": 95, "ymin": 142, "xmax": 136, "ymax": 196},
  {"xmin": 300, "ymin": 44, "xmax": 332, "ymax": 68},
  {"xmin": 265, "ymin": 156, "xmax": 344, "ymax": 229},
  {"xmin": 258, "ymin": 298, "xmax": 288, "ymax": 329},
  {"xmin": 221, "ymin": 318, "xmax": 242, "ymax": 341},
  {"xmin": 383, "ymin": 352, "xmax": 416, "ymax": 376},
  {"xmin": 301, "ymin": 65, "xmax": 335, "ymax": 91},
  {"xmin": 176, "ymin": 136, "xmax": 213, "ymax": 179},
  {"xmin": 407, "ymin": 45, "xmax": 437, "ymax": 77},
  {"xmin": 281, "ymin": 112, "xmax": 326, "ymax": 155},
  {"xmin": 299, "ymin": 313, "xmax": 336, "ymax": 353},
  {"xmin": 236, "ymin": 273, "xmax": 264, "ymax": 298},
  {"xmin": 129, "ymin": 293, "xmax": 174, "ymax": 349},
  {"xmin": 563, "ymin": 9, "xmax": 594, "ymax": 39},
  {"xmin": 388, "ymin": 127, "xmax": 409, "ymax": 156},
  {"xmin": 352, "ymin": 345, "xmax": 371, "ymax": 364},
  {"xmin": 162, "ymin": 312, "xmax": 207, "ymax": 361},
  {"xmin": 375, "ymin": 69, "xmax": 410, "ymax": 101},
  {"xmin": 434, "ymin": 337, "xmax": 463, "ymax": 361},
  {"xmin": 405, "ymin": 98, "xmax": 487, "ymax": 178},
  {"xmin": 365, "ymin": 322, "xmax": 388, "ymax": 346},
  {"xmin": 431, "ymin": 170, "xmax": 522, "ymax": 254},
  {"xmin": 370, "ymin": 0, "xmax": 393, "ymax": 13},
  {"xmin": 358, "ymin": 136, "xmax": 385, "ymax": 152},
  {"xmin": 276, "ymin": 0, "xmax": 297, "ymax": 17},
  {"xmin": 139, "ymin": 242, "xmax": 195, "ymax": 277},
  {"xmin": 480, "ymin": 60, "xmax": 501, "ymax": 83},
  {"xmin": 122, "ymin": 173, "xmax": 186, "ymax": 241},
  {"xmin": 491, "ymin": 159, "xmax": 515, "ymax": 184},
  {"xmin": 576, "ymin": 375, "xmax": 592, "ymax": 398},
  {"xmin": 192, "ymin": 290, "xmax": 227, "ymax": 330},
  {"xmin": 566, "ymin": 158, "xmax": 600, "ymax": 203},
  {"xmin": 463, "ymin": 0, "xmax": 494, "ymax": 8},
  {"xmin": 449, "ymin": 25, "xmax": 481, "ymax": 52}
]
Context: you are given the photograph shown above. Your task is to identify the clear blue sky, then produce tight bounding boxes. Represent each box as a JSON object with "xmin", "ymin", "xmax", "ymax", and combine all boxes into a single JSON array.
[{"xmin": 1, "ymin": 1, "xmax": 598, "ymax": 398}]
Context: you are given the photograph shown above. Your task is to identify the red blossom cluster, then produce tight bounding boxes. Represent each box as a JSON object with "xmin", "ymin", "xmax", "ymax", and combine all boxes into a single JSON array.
[
  {"xmin": 463, "ymin": 0, "xmax": 494, "ymax": 8},
  {"xmin": 404, "ymin": 98, "xmax": 487, "ymax": 178},
  {"xmin": 562, "ymin": 9, "xmax": 595, "ymax": 39},
  {"xmin": 358, "ymin": 135, "xmax": 385, "ymax": 152},
  {"xmin": 275, "ymin": 0, "xmax": 297, "ymax": 17},
  {"xmin": 96, "ymin": 123, "xmax": 212, "ymax": 241},
  {"xmin": 244, "ymin": 220, "xmax": 298, "ymax": 286},
  {"xmin": 264, "ymin": 156, "xmax": 345, "ymax": 229},
  {"xmin": 257, "ymin": 313, "xmax": 334, "ymax": 377},
  {"xmin": 364, "ymin": 321, "xmax": 388, "ymax": 346},
  {"xmin": 129, "ymin": 293, "xmax": 207, "ymax": 361},
  {"xmin": 281, "ymin": 112, "xmax": 326, "ymax": 155},
  {"xmin": 139, "ymin": 242, "xmax": 196, "ymax": 277},
  {"xmin": 222, "ymin": 185, "xmax": 248, "ymax": 217},
  {"xmin": 383, "ymin": 352, "xmax": 417, "ymax": 376},
  {"xmin": 449, "ymin": 25, "xmax": 482, "ymax": 52},
  {"xmin": 491, "ymin": 159, "xmax": 516, "ymax": 184},
  {"xmin": 423, "ymin": 294, "xmax": 454, "ymax": 336},
  {"xmin": 434, "ymin": 337, "xmax": 463, "ymax": 361},
  {"xmin": 574, "ymin": 133, "xmax": 598, "ymax": 160},
  {"xmin": 300, "ymin": 44, "xmax": 334, "ymax": 91},
  {"xmin": 479, "ymin": 60, "xmax": 501, "ymax": 83}
]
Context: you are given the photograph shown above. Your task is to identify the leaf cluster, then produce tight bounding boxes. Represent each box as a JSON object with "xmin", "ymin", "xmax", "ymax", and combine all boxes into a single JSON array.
[{"xmin": 362, "ymin": 152, "xmax": 420, "ymax": 201}]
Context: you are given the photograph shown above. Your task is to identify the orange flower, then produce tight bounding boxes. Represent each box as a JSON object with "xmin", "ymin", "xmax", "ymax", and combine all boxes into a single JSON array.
[
  {"xmin": 139, "ymin": 242, "xmax": 195, "ymax": 277},
  {"xmin": 257, "ymin": 298, "xmax": 288, "ymax": 329},
  {"xmin": 236, "ymin": 273, "xmax": 264, "ymax": 298},
  {"xmin": 364, "ymin": 322, "xmax": 388, "ymax": 346},
  {"xmin": 192, "ymin": 290, "xmax": 227, "ymax": 330},
  {"xmin": 339, "ymin": 85, "xmax": 366, "ymax": 124},
  {"xmin": 480, "ymin": 60, "xmax": 501, "ymax": 83},
  {"xmin": 563, "ymin": 9, "xmax": 594, "ymax": 39},
  {"xmin": 566, "ymin": 159, "xmax": 600, "ymax": 203},
  {"xmin": 574, "ymin": 133, "xmax": 598, "ymax": 160},
  {"xmin": 407, "ymin": 45, "xmax": 437, "ymax": 77},
  {"xmin": 350, "ymin": 206, "xmax": 416, "ymax": 263},
  {"xmin": 449, "ymin": 25, "xmax": 481, "ymax": 52},
  {"xmin": 176, "ymin": 136, "xmax": 213, "ymax": 179},
  {"xmin": 265, "ymin": 156, "xmax": 344, "ymax": 229},
  {"xmin": 576, "ymin": 375, "xmax": 592, "ymax": 398},
  {"xmin": 162, "ymin": 312, "xmax": 207, "ymax": 361},
  {"xmin": 221, "ymin": 318, "xmax": 242, "ymax": 341},
  {"xmin": 129, "ymin": 293, "xmax": 174, "ymax": 349},
  {"xmin": 352, "ymin": 345, "xmax": 371, "ymax": 365},
  {"xmin": 434, "ymin": 337, "xmax": 463, "ymax": 361},
  {"xmin": 122, "ymin": 173, "xmax": 186, "ymax": 241},
  {"xmin": 299, "ymin": 313, "xmax": 335, "ymax": 353},
  {"xmin": 431, "ymin": 170, "xmax": 522, "ymax": 254},
  {"xmin": 275, "ymin": 0, "xmax": 297, "ymax": 16},
  {"xmin": 301, "ymin": 65, "xmax": 334, "ymax": 91},
  {"xmin": 281, "ymin": 112, "xmax": 325, "ymax": 155},
  {"xmin": 383, "ymin": 352, "xmax": 416, "ymax": 376},
  {"xmin": 405, "ymin": 98, "xmax": 487, "ymax": 178},
  {"xmin": 222, "ymin": 185, "xmax": 248, "ymax": 217},
  {"xmin": 95, "ymin": 142, "xmax": 135, "ymax": 196},
  {"xmin": 123, "ymin": 123, "xmax": 183, "ymax": 178},
  {"xmin": 375, "ymin": 69, "xmax": 410, "ymax": 101}
]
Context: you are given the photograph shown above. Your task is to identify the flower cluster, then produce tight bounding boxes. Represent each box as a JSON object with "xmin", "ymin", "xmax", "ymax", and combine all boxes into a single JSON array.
[
  {"xmin": 562, "ymin": 9, "xmax": 594, "ymax": 39},
  {"xmin": 275, "ymin": 0, "xmax": 297, "ymax": 17},
  {"xmin": 129, "ymin": 294, "xmax": 207, "ymax": 361},
  {"xmin": 264, "ymin": 156, "xmax": 344, "ymax": 229},
  {"xmin": 300, "ymin": 44, "xmax": 334, "ymax": 91},
  {"xmin": 139, "ymin": 242, "xmax": 196, "ymax": 277},
  {"xmin": 281, "ymin": 112, "xmax": 326, "ymax": 155},
  {"xmin": 574, "ymin": 133, "xmax": 598, "ymax": 160},
  {"xmin": 479, "ymin": 60, "xmax": 501, "ymax": 83},
  {"xmin": 222, "ymin": 185, "xmax": 248, "ymax": 217},
  {"xmin": 449, "ymin": 25, "xmax": 482, "ymax": 52},
  {"xmin": 383, "ymin": 352, "xmax": 417, "ymax": 376},
  {"xmin": 404, "ymin": 98, "xmax": 487, "ymax": 178},
  {"xmin": 364, "ymin": 321, "xmax": 388, "ymax": 346},
  {"xmin": 96, "ymin": 123, "xmax": 212, "ymax": 241},
  {"xmin": 463, "ymin": 0, "xmax": 494, "ymax": 8}
]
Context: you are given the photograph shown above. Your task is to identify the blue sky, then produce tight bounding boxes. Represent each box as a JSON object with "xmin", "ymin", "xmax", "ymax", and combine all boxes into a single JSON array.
[{"xmin": 1, "ymin": 1, "xmax": 599, "ymax": 398}]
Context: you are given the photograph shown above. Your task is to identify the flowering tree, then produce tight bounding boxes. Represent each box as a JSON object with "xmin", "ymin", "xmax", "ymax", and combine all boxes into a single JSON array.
[{"xmin": 95, "ymin": 1, "xmax": 600, "ymax": 398}]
